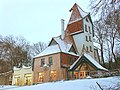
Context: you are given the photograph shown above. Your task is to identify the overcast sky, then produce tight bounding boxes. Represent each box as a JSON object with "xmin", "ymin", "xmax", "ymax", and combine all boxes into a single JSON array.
[{"xmin": 0, "ymin": 0, "xmax": 91, "ymax": 44}]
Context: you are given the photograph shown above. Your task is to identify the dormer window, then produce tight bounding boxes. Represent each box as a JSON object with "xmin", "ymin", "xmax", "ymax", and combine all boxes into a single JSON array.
[{"xmin": 85, "ymin": 24, "xmax": 88, "ymax": 32}]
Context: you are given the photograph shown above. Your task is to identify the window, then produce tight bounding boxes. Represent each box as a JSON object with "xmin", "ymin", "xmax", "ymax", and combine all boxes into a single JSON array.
[
  {"xmin": 90, "ymin": 46, "xmax": 93, "ymax": 52},
  {"xmin": 88, "ymin": 26, "xmax": 91, "ymax": 34},
  {"xmin": 86, "ymin": 18, "xmax": 89, "ymax": 22},
  {"xmin": 86, "ymin": 36, "xmax": 88, "ymax": 41},
  {"xmin": 85, "ymin": 24, "xmax": 88, "ymax": 32},
  {"xmin": 41, "ymin": 58, "xmax": 45, "ymax": 67},
  {"xmin": 86, "ymin": 46, "xmax": 89, "ymax": 52},
  {"xmin": 38, "ymin": 72, "xmax": 44, "ymax": 82},
  {"xmin": 50, "ymin": 70, "xmax": 56, "ymax": 81},
  {"xmin": 89, "ymin": 36, "xmax": 92, "ymax": 42},
  {"xmin": 49, "ymin": 57, "xmax": 53, "ymax": 65},
  {"xmin": 69, "ymin": 57, "xmax": 74, "ymax": 65}
]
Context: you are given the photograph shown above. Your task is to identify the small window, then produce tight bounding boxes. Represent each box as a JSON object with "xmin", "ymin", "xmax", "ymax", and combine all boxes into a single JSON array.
[
  {"xmin": 86, "ymin": 36, "xmax": 88, "ymax": 41},
  {"xmin": 69, "ymin": 57, "xmax": 74, "ymax": 65},
  {"xmin": 90, "ymin": 46, "xmax": 93, "ymax": 52},
  {"xmin": 41, "ymin": 58, "xmax": 45, "ymax": 67},
  {"xmin": 89, "ymin": 36, "xmax": 92, "ymax": 41},
  {"xmin": 85, "ymin": 25, "xmax": 88, "ymax": 32},
  {"xmin": 88, "ymin": 26, "xmax": 91, "ymax": 34},
  {"xmin": 49, "ymin": 57, "xmax": 53, "ymax": 65},
  {"xmin": 86, "ymin": 46, "xmax": 89, "ymax": 52}
]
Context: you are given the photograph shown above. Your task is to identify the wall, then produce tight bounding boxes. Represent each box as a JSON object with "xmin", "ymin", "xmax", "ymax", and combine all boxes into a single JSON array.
[
  {"xmin": 12, "ymin": 67, "xmax": 33, "ymax": 86},
  {"xmin": 33, "ymin": 53, "xmax": 61, "ymax": 83}
]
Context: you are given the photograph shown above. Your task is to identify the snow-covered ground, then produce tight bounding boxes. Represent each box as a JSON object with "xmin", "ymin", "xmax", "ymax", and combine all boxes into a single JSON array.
[{"xmin": 1, "ymin": 76, "xmax": 120, "ymax": 90}]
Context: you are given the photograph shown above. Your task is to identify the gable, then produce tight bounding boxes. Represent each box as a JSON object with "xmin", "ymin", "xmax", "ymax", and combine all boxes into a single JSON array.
[
  {"xmin": 70, "ymin": 54, "xmax": 108, "ymax": 71},
  {"xmin": 69, "ymin": 45, "xmax": 77, "ymax": 54},
  {"xmin": 69, "ymin": 4, "xmax": 82, "ymax": 23},
  {"xmin": 48, "ymin": 38, "xmax": 58, "ymax": 46}
]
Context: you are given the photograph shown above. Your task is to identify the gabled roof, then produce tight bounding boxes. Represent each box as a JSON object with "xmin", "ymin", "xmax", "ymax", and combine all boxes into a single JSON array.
[
  {"xmin": 35, "ymin": 36, "xmax": 78, "ymax": 58},
  {"xmin": 69, "ymin": 3, "xmax": 89, "ymax": 17},
  {"xmin": 70, "ymin": 53, "xmax": 108, "ymax": 71}
]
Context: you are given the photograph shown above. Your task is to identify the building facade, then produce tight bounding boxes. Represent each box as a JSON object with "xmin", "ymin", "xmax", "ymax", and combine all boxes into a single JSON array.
[
  {"xmin": 33, "ymin": 3, "xmax": 107, "ymax": 84},
  {"xmin": 12, "ymin": 66, "xmax": 33, "ymax": 86}
]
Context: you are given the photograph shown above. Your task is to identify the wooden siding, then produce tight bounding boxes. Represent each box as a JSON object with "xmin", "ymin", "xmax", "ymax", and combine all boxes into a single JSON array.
[{"xmin": 67, "ymin": 20, "xmax": 82, "ymax": 34}]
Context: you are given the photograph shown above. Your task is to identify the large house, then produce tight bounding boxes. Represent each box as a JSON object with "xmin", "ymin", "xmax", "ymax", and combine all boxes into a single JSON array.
[{"xmin": 33, "ymin": 3, "xmax": 108, "ymax": 84}]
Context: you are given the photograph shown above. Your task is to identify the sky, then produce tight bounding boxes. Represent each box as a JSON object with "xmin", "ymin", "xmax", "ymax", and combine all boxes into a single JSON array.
[{"xmin": 0, "ymin": 0, "xmax": 91, "ymax": 44}]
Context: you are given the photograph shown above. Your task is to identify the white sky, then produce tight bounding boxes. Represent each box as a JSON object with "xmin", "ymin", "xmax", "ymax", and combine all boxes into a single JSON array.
[{"xmin": 0, "ymin": 0, "xmax": 91, "ymax": 44}]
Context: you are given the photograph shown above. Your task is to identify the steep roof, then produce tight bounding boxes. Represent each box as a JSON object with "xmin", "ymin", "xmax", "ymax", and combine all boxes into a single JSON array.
[
  {"xmin": 70, "ymin": 53, "xmax": 108, "ymax": 71},
  {"xmin": 35, "ymin": 36, "xmax": 78, "ymax": 58},
  {"xmin": 68, "ymin": 3, "xmax": 89, "ymax": 24}
]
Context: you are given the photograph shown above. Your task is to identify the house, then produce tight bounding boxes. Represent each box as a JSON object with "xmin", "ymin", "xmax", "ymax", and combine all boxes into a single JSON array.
[
  {"xmin": 12, "ymin": 65, "xmax": 33, "ymax": 86},
  {"xmin": 33, "ymin": 3, "xmax": 108, "ymax": 84}
]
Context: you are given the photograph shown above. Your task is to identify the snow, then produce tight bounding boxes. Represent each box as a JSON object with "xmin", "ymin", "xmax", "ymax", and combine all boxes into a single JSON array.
[
  {"xmin": 77, "ymin": 4, "xmax": 89, "ymax": 18},
  {"xmin": 70, "ymin": 53, "xmax": 108, "ymax": 71},
  {"xmin": 68, "ymin": 18, "xmax": 82, "ymax": 25},
  {"xmin": 35, "ymin": 36, "xmax": 78, "ymax": 58},
  {"xmin": 84, "ymin": 53, "xmax": 108, "ymax": 71},
  {"xmin": 53, "ymin": 36, "xmax": 72, "ymax": 52},
  {"xmin": 5, "ymin": 76, "xmax": 120, "ymax": 90},
  {"xmin": 35, "ymin": 45, "xmax": 60, "ymax": 58}
]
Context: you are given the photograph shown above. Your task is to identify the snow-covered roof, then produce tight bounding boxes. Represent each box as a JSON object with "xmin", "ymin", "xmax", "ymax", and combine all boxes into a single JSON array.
[
  {"xmin": 70, "ymin": 53, "xmax": 108, "ymax": 71},
  {"xmin": 77, "ymin": 4, "xmax": 89, "ymax": 18},
  {"xmin": 35, "ymin": 36, "xmax": 78, "ymax": 58},
  {"xmin": 35, "ymin": 45, "xmax": 60, "ymax": 58},
  {"xmin": 84, "ymin": 53, "xmax": 108, "ymax": 71},
  {"xmin": 53, "ymin": 36, "xmax": 72, "ymax": 52},
  {"xmin": 14, "ymin": 65, "xmax": 32, "ymax": 71}
]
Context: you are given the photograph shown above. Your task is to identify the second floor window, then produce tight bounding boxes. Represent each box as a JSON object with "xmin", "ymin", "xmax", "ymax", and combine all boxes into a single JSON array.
[
  {"xmin": 41, "ymin": 58, "xmax": 45, "ymax": 67},
  {"xmin": 49, "ymin": 57, "xmax": 53, "ymax": 65}
]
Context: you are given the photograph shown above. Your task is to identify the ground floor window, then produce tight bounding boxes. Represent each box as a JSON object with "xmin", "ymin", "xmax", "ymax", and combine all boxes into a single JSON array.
[
  {"xmin": 15, "ymin": 77, "xmax": 20, "ymax": 86},
  {"xmin": 24, "ymin": 74, "xmax": 32, "ymax": 85},
  {"xmin": 38, "ymin": 72, "xmax": 44, "ymax": 82},
  {"xmin": 74, "ymin": 72, "xmax": 79, "ymax": 79},
  {"xmin": 50, "ymin": 70, "xmax": 56, "ymax": 81}
]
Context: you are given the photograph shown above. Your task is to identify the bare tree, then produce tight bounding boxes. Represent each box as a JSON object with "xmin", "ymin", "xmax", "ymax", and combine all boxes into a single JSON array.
[
  {"xmin": 90, "ymin": 0, "xmax": 120, "ymax": 68},
  {"xmin": 0, "ymin": 35, "xmax": 31, "ymax": 71},
  {"xmin": 94, "ymin": 21, "xmax": 107, "ymax": 66},
  {"xmin": 30, "ymin": 41, "xmax": 47, "ymax": 57}
]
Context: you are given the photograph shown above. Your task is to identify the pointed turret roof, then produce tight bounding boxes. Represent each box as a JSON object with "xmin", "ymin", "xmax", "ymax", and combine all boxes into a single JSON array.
[{"xmin": 70, "ymin": 3, "xmax": 89, "ymax": 18}]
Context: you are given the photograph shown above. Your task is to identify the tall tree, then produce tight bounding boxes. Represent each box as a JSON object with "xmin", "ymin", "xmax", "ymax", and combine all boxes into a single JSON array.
[{"xmin": 0, "ymin": 35, "xmax": 31, "ymax": 71}]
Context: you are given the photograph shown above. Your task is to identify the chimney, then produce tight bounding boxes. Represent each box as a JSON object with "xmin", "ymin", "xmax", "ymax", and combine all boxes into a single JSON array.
[{"xmin": 61, "ymin": 19, "xmax": 65, "ymax": 39}]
